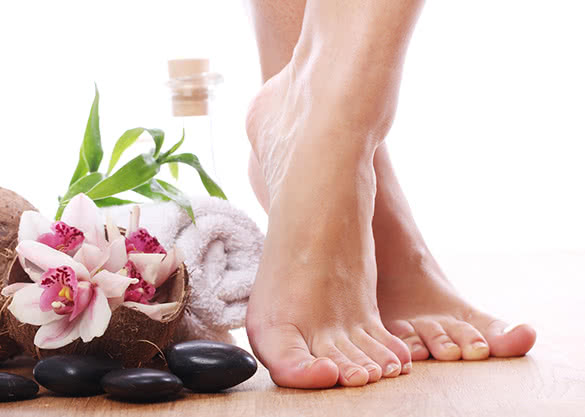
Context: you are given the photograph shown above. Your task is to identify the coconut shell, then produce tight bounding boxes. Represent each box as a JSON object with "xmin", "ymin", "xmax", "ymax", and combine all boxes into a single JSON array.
[
  {"xmin": 5, "ymin": 261, "xmax": 190, "ymax": 367},
  {"xmin": 0, "ymin": 187, "xmax": 36, "ymax": 361}
]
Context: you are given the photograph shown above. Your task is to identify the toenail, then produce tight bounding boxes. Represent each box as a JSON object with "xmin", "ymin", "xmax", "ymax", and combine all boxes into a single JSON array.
[
  {"xmin": 472, "ymin": 341, "xmax": 488, "ymax": 350},
  {"xmin": 383, "ymin": 363, "xmax": 401, "ymax": 377},
  {"xmin": 412, "ymin": 343, "xmax": 425, "ymax": 352},
  {"xmin": 443, "ymin": 342, "xmax": 459, "ymax": 350},
  {"xmin": 299, "ymin": 357, "xmax": 328, "ymax": 369},
  {"xmin": 402, "ymin": 362, "xmax": 412, "ymax": 374},
  {"xmin": 365, "ymin": 364, "xmax": 379, "ymax": 373},
  {"xmin": 346, "ymin": 367, "xmax": 363, "ymax": 381},
  {"xmin": 503, "ymin": 323, "xmax": 522, "ymax": 334}
]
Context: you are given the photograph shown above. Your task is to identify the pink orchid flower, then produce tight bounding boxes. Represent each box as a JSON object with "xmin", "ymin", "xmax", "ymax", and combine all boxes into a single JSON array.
[
  {"xmin": 117, "ymin": 206, "xmax": 185, "ymax": 321},
  {"xmin": 1, "ymin": 194, "xmax": 139, "ymax": 349}
]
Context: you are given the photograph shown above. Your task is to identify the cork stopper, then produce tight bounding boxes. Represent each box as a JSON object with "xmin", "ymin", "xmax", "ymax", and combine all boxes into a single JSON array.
[
  {"xmin": 167, "ymin": 59, "xmax": 223, "ymax": 117},
  {"xmin": 168, "ymin": 58, "xmax": 210, "ymax": 79}
]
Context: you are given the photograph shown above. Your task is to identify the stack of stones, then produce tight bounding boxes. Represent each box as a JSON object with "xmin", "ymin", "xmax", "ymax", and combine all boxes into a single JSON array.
[{"xmin": 0, "ymin": 340, "xmax": 257, "ymax": 402}]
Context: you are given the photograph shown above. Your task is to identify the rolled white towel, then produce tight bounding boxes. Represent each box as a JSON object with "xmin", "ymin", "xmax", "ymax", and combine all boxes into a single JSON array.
[{"xmin": 104, "ymin": 196, "xmax": 263, "ymax": 343}]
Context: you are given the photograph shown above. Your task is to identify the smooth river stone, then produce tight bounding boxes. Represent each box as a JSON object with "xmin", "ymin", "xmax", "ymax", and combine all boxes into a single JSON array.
[
  {"xmin": 33, "ymin": 355, "xmax": 122, "ymax": 396},
  {"xmin": 101, "ymin": 368, "xmax": 183, "ymax": 401},
  {"xmin": 166, "ymin": 340, "xmax": 258, "ymax": 392},
  {"xmin": 0, "ymin": 372, "xmax": 39, "ymax": 401}
]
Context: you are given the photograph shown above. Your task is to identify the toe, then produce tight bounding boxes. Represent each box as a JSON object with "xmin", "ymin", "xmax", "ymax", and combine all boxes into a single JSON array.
[
  {"xmin": 386, "ymin": 320, "xmax": 430, "ymax": 361},
  {"xmin": 442, "ymin": 320, "xmax": 489, "ymax": 360},
  {"xmin": 314, "ymin": 343, "xmax": 370, "ymax": 387},
  {"xmin": 366, "ymin": 324, "xmax": 412, "ymax": 372},
  {"xmin": 249, "ymin": 324, "xmax": 339, "ymax": 388},
  {"xmin": 411, "ymin": 319, "xmax": 461, "ymax": 361},
  {"xmin": 473, "ymin": 318, "xmax": 537, "ymax": 357},
  {"xmin": 336, "ymin": 337, "xmax": 383, "ymax": 383},
  {"xmin": 350, "ymin": 329, "xmax": 403, "ymax": 377}
]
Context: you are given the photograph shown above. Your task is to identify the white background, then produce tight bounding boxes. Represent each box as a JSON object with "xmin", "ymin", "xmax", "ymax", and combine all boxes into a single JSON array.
[{"xmin": 1, "ymin": 0, "xmax": 583, "ymax": 255}]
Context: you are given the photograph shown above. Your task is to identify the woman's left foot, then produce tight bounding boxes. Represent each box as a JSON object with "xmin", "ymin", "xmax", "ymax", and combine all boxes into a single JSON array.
[{"xmin": 373, "ymin": 155, "xmax": 537, "ymax": 361}]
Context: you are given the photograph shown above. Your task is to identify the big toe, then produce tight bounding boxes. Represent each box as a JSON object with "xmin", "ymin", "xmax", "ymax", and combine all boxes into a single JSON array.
[
  {"xmin": 476, "ymin": 319, "xmax": 537, "ymax": 357},
  {"xmin": 249, "ymin": 324, "xmax": 339, "ymax": 389}
]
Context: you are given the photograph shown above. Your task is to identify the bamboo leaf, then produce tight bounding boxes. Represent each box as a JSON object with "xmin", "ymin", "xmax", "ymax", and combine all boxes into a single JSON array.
[
  {"xmin": 158, "ymin": 129, "xmax": 185, "ymax": 161},
  {"xmin": 55, "ymin": 172, "xmax": 105, "ymax": 219},
  {"xmin": 168, "ymin": 162, "xmax": 179, "ymax": 180},
  {"xmin": 94, "ymin": 197, "xmax": 138, "ymax": 207},
  {"xmin": 68, "ymin": 85, "xmax": 102, "ymax": 184},
  {"xmin": 150, "ymin": 179, "xmax": 195, "ymax": 223},
  {"xmin": 133, "ymin": 182, "xmax": 171, "ymax": 202},
  {"xmin": 69, "ymin": 147, "xmax": 89, "ymax": 186},
  {"xmin": 87, "ymin": 154, "xmax": 160, "ymax": 200},
  {"xmin": 107, "ymin": 127, "xmax": 145, "ymax": 175},
  {"xmin": 160, "ymin": 153, "xmax": 227, "ymax": 200},
  {"xmin": 82, "ymin": 84, "xmax": 103, "ymax": 172},
  {"xmin": 147, "ymin": 128, "xmax": 164, "ymax": 159},
  {"xmin": 133, "ymin": 179, "xmax": 195, "ymax": 223}
]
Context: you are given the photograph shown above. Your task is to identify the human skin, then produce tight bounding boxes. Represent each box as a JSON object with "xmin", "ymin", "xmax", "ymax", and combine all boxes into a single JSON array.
[{"xmin": 244, "ymin": 0, "xmax": 536, "ymax": 389}]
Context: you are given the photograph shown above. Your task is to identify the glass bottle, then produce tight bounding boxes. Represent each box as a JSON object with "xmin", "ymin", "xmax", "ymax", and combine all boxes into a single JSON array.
[{"xmin": 162, "ymin": 58, "xmax": 224, "ymax": 196}]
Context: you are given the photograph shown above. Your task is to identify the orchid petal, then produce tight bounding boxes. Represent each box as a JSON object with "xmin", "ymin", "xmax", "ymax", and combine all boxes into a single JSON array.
[
  {"xmin": 34, "ymin": 317, "xmax": 81, "ymax": 349},
  {"xmin": 79, "ymin": 287, "xmax": 111, "ymax": 342},
  {"xmin": 17, "ymin": 211, "xmax": 52, "ymax": 272},
  {"xmin": 18, "ymin": 211, "xmax": 52, "ymax": 243},
  {"xmin": 69, "ymin": 281, "xmax": 93, "ymax": 321},
  {"xmin": 16, "ymin": 241, "xmax": 90, "ymax": 281},
  {"xmin": 61, "ymin": 193, "xmax": 107, "ymax": 249},
  {"xmin": 107, "ymin": 295, "xmax": 124, "ymax": 311},
  {"xmin": 19, "ymin": 258, "xmax": 45, "ymax": 283},
  {"xmin": 101, "ymin": 237, "xmax": 127, "ymax": 273},
  {"xmin": 1, "ymin": 282, "xmax": 32, "ymax": 297},
  {"xmin": 121, "ymin": 301, "xmax": 179, "ymax": 321},
  {"xmin": 39, "ymin": 282, "xmax": 62, "ymax": 312},
  {"xmin": 105, "ymin": 214, "xmax": 122, "ymax": 242},
  {"xmin": 127, "ymin": 205, "xmax": 140, "ymax": 235},
  {"xmin": 126, "ymin": 228, "xmax": 166, "ymax": 255},
  {"xmin": 92, "ymin": 270, "xmax": 138, "ymax": 298},
  {"xmin": 8, "ymin": 284, "xmax": 61, "ymax": 326},
  {"xmin": 37, "ymin": 222, "xmax": 85, "ymax": 254},
  {"xmin": 128, "ymin": 253, "xmax": 165, "ymax": 286},
  {"xmin": 155, "ymin": 247, "xmax": 184, "ymax": 288},
  {"xmin": 73, "ymin": 243, "xmax": 108, "ymax": 275}
]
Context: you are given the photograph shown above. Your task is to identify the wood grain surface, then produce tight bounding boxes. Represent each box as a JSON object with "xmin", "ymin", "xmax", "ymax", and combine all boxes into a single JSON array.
[{"xmin": 1, "ymin": 253, "xmax": 584, "ymax": 417}]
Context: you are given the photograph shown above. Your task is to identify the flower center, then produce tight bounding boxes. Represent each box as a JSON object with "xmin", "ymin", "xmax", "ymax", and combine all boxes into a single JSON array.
[{"xmin": 58, "ymin": 285, "xmax": 74, "ymax": 301}]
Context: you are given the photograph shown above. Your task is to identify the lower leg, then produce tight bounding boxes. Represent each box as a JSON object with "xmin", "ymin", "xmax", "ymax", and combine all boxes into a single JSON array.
[
  {"xmin": 247, "ymin": 0, "xmax": 536, "ymax": 366},
  {"xmin": 245, "ymin": 0, "xmax": 423, "ymax": 388},
  {"xmin": 373, "ymin": 145, "xmax": 537, "ymax": 360}
]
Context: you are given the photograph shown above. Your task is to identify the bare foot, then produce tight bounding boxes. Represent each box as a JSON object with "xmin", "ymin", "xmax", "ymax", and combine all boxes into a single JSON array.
[
  {"xmin": 245, "ymin": 63, "xmax": 411, "ymax": 388},
  {"xmin": 373, "ymin": 147, "xmax": 537, "ymax": 361}
]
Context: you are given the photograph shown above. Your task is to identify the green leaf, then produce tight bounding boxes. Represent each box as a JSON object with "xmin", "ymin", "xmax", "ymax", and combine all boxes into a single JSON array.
[
  {"xmin": 55, "ymin": 172, "xmax": 105, "ymax": 219},
  {"xmin": 107, "ymin": 128, "xmax": 167, "ymax": 175},
  {"xmin": 151, "ymin": 179, "xmax": 195, "ymax": 223},
  {"xmin": 168, "ymin": 162, "xmax": 179, "ymax": 180},
  {"xmin": 68, "ymin": 85, "xmax": 102, "ymax": 185},
  {"xmin": 147, "ymin": 128, "xmax": 165, "ymax": 159},
  {"xmin": 160, "ymin": 153, "xmax": 227, "ymax": 200},
  {"xmin": 158, "ymin": 129, "xmax": 185, "ymax": 161},
  {"xmin": 133, "ymin": 180, "xmax": 195, "ymax": 223},
  {"xmin": 69, "ymin": 147, "xmax": 89, "ymax": 186},
  {"xmin": 87, "ymin": 153, "xmax": 160, "ymax": 200},
  {"xmin": 107, "ymin": 127, "xmax": 145, "ymax": 175},
  {"xmin": 82, "ymin": 84, "xmax": 103, "ymax": 172},
  {"xmin": 133, "ymin": 182, "xmax": 171, "ymax": 202},
  {"xmin": 94, "ymin": 196, "xmax": 138, "ymax": 207}
]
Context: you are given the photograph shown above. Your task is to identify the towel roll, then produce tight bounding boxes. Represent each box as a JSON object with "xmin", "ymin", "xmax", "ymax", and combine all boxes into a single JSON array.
[{"xmin": 105, "ymin": 196, "xmax": 263, "ymax": 344}]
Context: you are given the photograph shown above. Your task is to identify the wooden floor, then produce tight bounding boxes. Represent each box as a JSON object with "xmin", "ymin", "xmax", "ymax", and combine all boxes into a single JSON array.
[{"xmin": 2, "ymin": 252, "xmax": 584, "ymax": 417}]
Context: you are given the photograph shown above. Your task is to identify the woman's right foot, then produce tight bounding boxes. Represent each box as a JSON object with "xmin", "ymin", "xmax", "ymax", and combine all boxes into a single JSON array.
[{"xmin": 245, "ymin": 60, "xmax": 411, "ymax": 389}]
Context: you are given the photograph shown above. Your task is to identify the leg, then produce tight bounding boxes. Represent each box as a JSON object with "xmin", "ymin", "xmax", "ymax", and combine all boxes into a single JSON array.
[
  {"xmin": 245, "ymin": 0, "xmax": 422, "ymax": 388},
  {"xmin": 246, "ymin": 0, "xmax": 536, "ymax": 367},
  {"xmin": 373, "ymin": 146, "xmax": 536, "ymax": 360}
]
